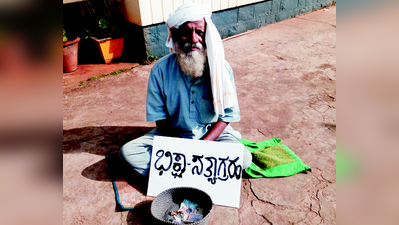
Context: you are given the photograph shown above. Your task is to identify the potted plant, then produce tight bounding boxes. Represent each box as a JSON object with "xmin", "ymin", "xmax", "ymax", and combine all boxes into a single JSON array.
[
  {"xmin": 82, "ymin": 0, "xmax": 124, "ymax": 63},
  {"xmin": 63, "ymin": 29, "xmax": 80, "ymax": 73}
]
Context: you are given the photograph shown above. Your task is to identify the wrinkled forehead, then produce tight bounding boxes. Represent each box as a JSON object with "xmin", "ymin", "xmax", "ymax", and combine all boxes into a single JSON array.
[
  {"xmin": 180, "ymin": 19, "xmax": 205, "ymax": 30},
  {"xmin": 172, "ymin": 19, "xmax": 206, "ymax": 36},
  {"xmin": 172, "ymin": 18, "xmax": 206, "ymax": 31}
]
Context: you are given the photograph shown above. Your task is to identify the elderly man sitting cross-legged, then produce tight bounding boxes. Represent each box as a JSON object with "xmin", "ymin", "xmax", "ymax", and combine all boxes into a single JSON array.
[{"xmin": 120, "ymin": 3, "xmax": 252, "ymax": 177}]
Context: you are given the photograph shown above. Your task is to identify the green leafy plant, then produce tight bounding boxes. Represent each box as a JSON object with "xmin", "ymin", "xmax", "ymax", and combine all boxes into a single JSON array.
[
  {"xmin": 82, "ymin": 0, "xmax": 122, "ymax": 39},
  {"xmin": 141, "ymin": 55, "xmax": 158, "ymax": 65},
  {"xmin": 63, "ymin": 29, "xmax": 68, "ymax": 42}
]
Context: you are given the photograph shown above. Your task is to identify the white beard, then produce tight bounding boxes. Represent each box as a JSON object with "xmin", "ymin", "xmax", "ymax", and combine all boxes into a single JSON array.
[{"xmin": 174, "ymin": 42, "xmax": 207, "ymax": 78}]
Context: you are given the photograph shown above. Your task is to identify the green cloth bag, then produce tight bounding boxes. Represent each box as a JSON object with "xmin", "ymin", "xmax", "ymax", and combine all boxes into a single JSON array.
[{"xmin": 240, "ymin": 138, "xmax": 311, "ymax": 178}]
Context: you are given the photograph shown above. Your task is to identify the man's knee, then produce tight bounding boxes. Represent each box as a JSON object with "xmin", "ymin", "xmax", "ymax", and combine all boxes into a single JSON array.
[
  {"xmin": 215, "ymin": 133, "xmax": 252, "ymax": 169},
  {"xmin": 119, "ymin": 135, "xmax": 155, "ymax": 177}
]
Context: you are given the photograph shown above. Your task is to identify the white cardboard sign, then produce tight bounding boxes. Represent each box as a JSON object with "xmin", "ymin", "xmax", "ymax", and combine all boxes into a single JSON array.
[{"xmin": 147, "ymin": 136, "xmax": 244, "ymax": 208}]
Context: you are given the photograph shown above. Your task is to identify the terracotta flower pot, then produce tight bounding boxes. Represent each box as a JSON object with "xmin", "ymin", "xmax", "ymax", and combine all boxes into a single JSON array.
[
  {"xmin": 63, "ymin": 36, "xmax": 80, "ymax": 73},
  {"xmin": 90, "ymin": 36, "xmax": 124, "ymax": 64}
]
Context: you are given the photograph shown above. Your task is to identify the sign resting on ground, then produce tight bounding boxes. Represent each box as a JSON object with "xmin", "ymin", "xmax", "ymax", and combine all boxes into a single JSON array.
[{"xmin": 147, "ymin": 136, "xmax": 244, "ymax": 208}]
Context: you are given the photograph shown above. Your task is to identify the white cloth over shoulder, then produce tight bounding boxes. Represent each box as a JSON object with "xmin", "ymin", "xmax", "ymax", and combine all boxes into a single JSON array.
[{"xmin": 165, "ymin": 3, "xmax": 236, "ymax": 116}]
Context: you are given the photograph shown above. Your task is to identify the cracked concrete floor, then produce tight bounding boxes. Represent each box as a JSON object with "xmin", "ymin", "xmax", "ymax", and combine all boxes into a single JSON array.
[{"xmin": 63, "ymin": 5, "xmax": 336, "ymax": 225}]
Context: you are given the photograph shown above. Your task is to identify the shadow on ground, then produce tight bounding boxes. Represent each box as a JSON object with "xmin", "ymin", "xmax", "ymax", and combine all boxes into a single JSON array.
[
  {"xmin": 63, "ymin": 126, "xmax": 155, "ymax": 182},
  {"xmin": 64, "ymin": 126, "xmax": 155, "ymax": 213},
  {"xmin": 126, "ymin": 201, "xmax": 156, "ymax": 225},
  {"xmin": 63, "ymin": 126, "xmax": 155, "ymax": 155}
]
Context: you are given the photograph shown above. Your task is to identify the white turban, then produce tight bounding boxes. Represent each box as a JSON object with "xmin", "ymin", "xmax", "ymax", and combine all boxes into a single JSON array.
[{"xmin": 165, "ymin": 3, "xmax": 236, "ymax": 116}]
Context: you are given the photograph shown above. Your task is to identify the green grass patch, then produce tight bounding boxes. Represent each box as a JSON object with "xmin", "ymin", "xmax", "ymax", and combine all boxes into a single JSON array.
[{"xmin": 78, "ymin": 63, "xmax": 148, "ymax": 87}]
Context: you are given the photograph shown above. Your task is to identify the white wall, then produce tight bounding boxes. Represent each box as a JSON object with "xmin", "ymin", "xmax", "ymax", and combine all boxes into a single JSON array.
[{"xmin": 121, "ymin": 0, "xmax": 266, "ymax": 26}]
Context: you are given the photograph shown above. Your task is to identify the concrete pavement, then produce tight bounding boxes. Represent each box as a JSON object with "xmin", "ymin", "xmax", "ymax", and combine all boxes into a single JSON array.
[{"xmin": 63, "ymin": 5, "xmax": 336, "ymax": 224}]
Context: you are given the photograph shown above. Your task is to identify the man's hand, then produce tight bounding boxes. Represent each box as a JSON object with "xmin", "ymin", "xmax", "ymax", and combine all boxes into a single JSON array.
[
  {"xmin": 201, "ymin": 120, "xmax": 229, "ymax": 141},
  {"xmin": 156, "ymin": 119, "xmax": 180, "ymax": 137}
]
